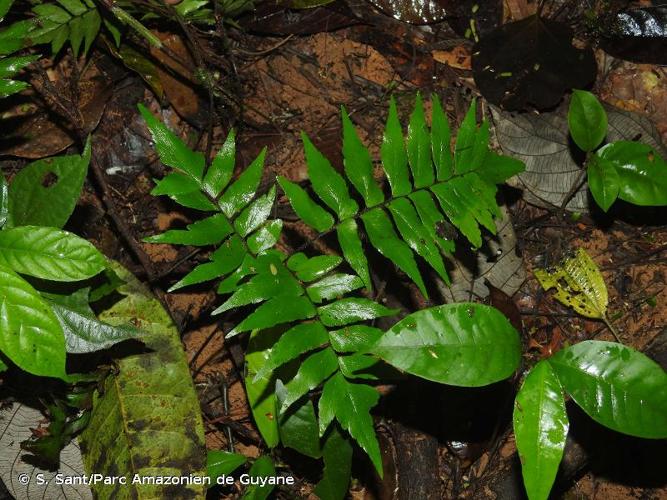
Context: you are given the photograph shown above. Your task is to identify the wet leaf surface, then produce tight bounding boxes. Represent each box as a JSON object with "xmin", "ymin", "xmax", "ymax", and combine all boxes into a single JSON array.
[{"xmin": 601, "ymin": 6, "xmax": 667, "ymax": 64}]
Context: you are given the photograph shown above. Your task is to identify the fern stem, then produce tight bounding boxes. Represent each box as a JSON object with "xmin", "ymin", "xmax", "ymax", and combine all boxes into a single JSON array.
[{"xmin": 602, "ymin": 315, "xmax": 623, "ymax": 344}]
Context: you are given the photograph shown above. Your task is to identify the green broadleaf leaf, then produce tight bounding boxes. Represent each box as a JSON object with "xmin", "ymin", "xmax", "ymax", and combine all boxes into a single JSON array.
[
  {"xmin": 568, "ymin": 90, "xmax": 607, "ymax": 152},
  {"xmin": 318, "ymin": 298, "xmax": 397, "ymax": 327},
  {"xmin": 242, "ymin": 456, "xmax": 276, "ymax": 500},
  {"xmin": 431, "ymin": 93, "xmax": 452, "ymax": 181},
  {"xmin": 475, "ymin": 151, "xmax": 525, "ymax": 184},
  {"xmin": 549, "ymin": 340, "xmax": 667, "ymax": 439},
  {"xmin": 336, "ymin": 219, "xmax": 371, "ymax": 291},
  {"xmin": 318, "ymin": 373, "xmax": 382, "ymax": 475},
  {"xmin": 341, "ymin": 106, "xmax": 384, "ymax": 207},
  {"xmin": 288, "ymin": 253, "xmax": 342, "ymax": 282},
  {"xmin": 280, "ymin": 347, "xmax": 338, "ymax": 412},
  {"xmin": 227, "ymin": 295, "xmax": 316, "ymax": 336},
  {"xmin": 361, "ymin": 207, "xmax": 426, "ymax": 297},
  {"xmin": 595, "ymin": 141, "xmax": 667, "ymax": 206},
  {"xmin": 371, "ymin": 303, "xmax": 521, "ymax": 386},
  {"xmin": 0, "ymin": 264, "xmax": 66, "ymax": 378},
  {"xmin": 408, "ymin": 190, "xmax": 455, "ymax": 256},
  {"xmin": 302, "ymin": 132, "xmax": 358, "ymax": 220},
  {"xmin": 203, "ymin": 130, "xmax": 235, "ymax": 198},
  {"xmin": 406, "ymin": 93, "xmax": 434, "ymax": 188},
  {"xmin": 145, "ymin": 213, "xmax": 233, "ymax": 245},
  {"xmin": 218, "ymin": 148, "xmax": 266, "ymax": 218},
  {"xmin": 454, "ymin": 100, "xmax": 477, "ymax": 173},
  {"xmin": 234, "ymin": 186, "xmax": 276, "ymax": 237},
  {"xmin": 587, "ymin": 154, "xmax": 620, "ymax": 212},
  {"xmin": 0, "ymin": 226, "xmax": 105, "ymax": 281},
  {"xmin": 7, "ymin": 141, "xmax": 90, "ymax": 228},
  {"xmin": 314, "ymin": 425, "xmax": 353, "ymax": 500},
  {"xmin": 278, "ymin": 176, "xmax": 334, "ymax": 232},
  {"xmin": 329, "ymin": 325, "xmax": 383, "ymax": 353},
  {"xmin": 276, "ymin": 380, "xmax": 321, "ymax": 458},
  {"xmin": 139, "ymin": 104, "xmax": 205, "ymax": 180},
  {"xmin": 514, "ymin": 360, "xmax": 569, "ymax": 500},
  {"xmin": 381, "ymin": 97, "xmax": 410, "ymax": 196},
  {"xmin": 151, "ymin": 172, "xmax": 200, "ymax": 196},
  {"xmin": 207, "ymin": 450, "xmax": 246, "ymax": 484},
  {"xmin": 247, "ymin": 220, "xmax": 282, "ymax": 254},
  {"xmin": 306, "ymin": 273, "xmax": 363, "ymax": 303}
]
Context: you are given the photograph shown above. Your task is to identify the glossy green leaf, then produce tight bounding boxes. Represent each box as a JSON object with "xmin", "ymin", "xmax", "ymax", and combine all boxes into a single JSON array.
[
  {"xmin": 207, "ymin": 450, "xmax": 246, "ymax": 484},
  {"xmin": 407, "ymin": 93, "xmax": 434, "ymax": 188},
  {"xmin": 318, "ymin": 298, "xmax": 397, "ymax": 327},
  {"xmin": 338, "ymin": 353, "xmax": 381, "ymax": 380},
  {"xmin": 0, "ymin": 226, "xmax": 105, "ymax": 281},
  {"xmin": 246, "ymin": 329, "xmax": 281, "ymax": 447},
  {"xmin": 408, "ymin": 190, "xmax": 455, "ymax": 256},
  {"xmin": 587, "ymin": 154, "xmax": 620, "ymax": 212},
  {"xmin": 145, "ymin": 213, "xmax": 233, "ymax": 245},
  {"xmin": 307, "ymin": 273, "xmax": 363, "ymax": 303},
  {"xmin": 242, "ymin": 456, "xmax": 276, "ymax": 500},
  {"xmin": 247, "ymin": 220, "xmax": 282, "ymax": 254},
  {"xmin": 234, "ymin": 186, "xmax": 276, "ymax": 237},
  {"xmin": 329, "ymin": 325, "xmax": 383, "ymax": 353},
  {"xmin": 302, "ymin": 132, "xmax": 358, "ymax": 219},
  {"xmin": 431, "ymin": 93, "xmax": 452, "ymax": 181},
  {"xmin": 203, "ymin": 130, "xmax": 235, "ymax": 198},
  {"xmin": 318, "ymin": 373, "xmax": 382, "ymax": 474},
  {"xmin": 454, "ymin": 100, "xmax": 477, "ymax": 173},
  {"xmin": 288, "ymin": 254, "xmax": 342, "ymax": 282},
  {"xmin": 475, "ymin": 151, "xmax": 525, "ymax": 184},
  {"xmin": 227, "ymin": 295, "xmax": 316, "ymax": 336},
  {"xmin": 278, "ymin": 176, "xmax": 334, "ymax": 232},
  {"xmin": 361, "ymin": 207, "xmax": 426, "ymax": 296},
  {"xmin": 151, "ymin": 171, "xmax": 200, "ymax": 196},
  {"xmin": 0, "ymin": 78, "xmax": 27, "ymax": 98},
  {"xmin": 371, "ymin": 303, "xmax": 521, "ymax": 386},
  {"xmin": 276, "ymin": 380, "xmax": 321, "ymax": 458},
  {"xmin": 0, "ymin": 264, "xmax": 66, "ymax": 378},
  {"xmin": 314, "ymin": 425, "xmax": 353, "ymax": 500},
  {"xmin": 139, "ymin": 105, "xmax": 205, "ymax": 180},
  {"xmin": 595, "ymin": 141, "xmax": 667, "ymax": 206},
  {"xmin": 218, "ymin": 148, "xmax": 266, "ymax": 218},
  {"xmin": 549, "ymin": 340, "xmax": 667, "ymax": 439},
  {"xmin": 514, "ymin": 361, "xmax": 568, "ymax": 500},
  {"xmin": 381, "ymin": 97, "xmax": 411, "ymax": 196},
  {"xmin": 431, "ymin": 177, "xmax": 486, "ymax": 248},
  {"xmin": 164, "ymin": 190, "xmax": 217, "ymax": 211},
  {"xmin": 341, "ymin": 107, "xmax": 384, "ymax": 207},
  {"xmin": 7, "ymin": 141, "xmax": 90, "ymax": 228},
  {"xmin": 280, "ymin": 347, "xmax": 339, "ymax": 411},
  {"xmin": 336, "ymin": 219, "xmax": 371, "ymax": 291},
  {"xmin": 253, "ymin": 322, "xmax": 329, "ymax": 383},
  {"xmin": 0, "ymin": 54, "xmax": 39, "ymax": 77},
  {"xmin": 388, "ymin": 197, "xmax": 448, "ymax": 281},
  {"xmin": 568, "ymin": 90, "xmax": 607, "ymax": 152}
]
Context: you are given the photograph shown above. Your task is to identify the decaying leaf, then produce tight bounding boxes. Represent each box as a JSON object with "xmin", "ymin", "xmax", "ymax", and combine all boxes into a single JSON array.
[{"xmin": 535, "ymin": 248, "xmax": 607, "ymax": 320}]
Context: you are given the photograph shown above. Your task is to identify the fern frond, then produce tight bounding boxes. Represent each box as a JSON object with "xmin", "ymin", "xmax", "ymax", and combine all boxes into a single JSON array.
[
  {"xmin": 29, "ymin": 0, "xmax": 102, "ymax": 56},
  {"xmin": 283, "ymin": 94, "xmax": 525, "ymax": 297}
]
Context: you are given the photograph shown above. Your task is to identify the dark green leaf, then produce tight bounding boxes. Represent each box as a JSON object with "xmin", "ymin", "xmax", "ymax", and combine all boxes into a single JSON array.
[
  {"xmin": 361, "ymin": 207, "xmax": 426, "ymax": 296},
  {"xmin": 0, "ymin": 54, "xmax": 39, "ymax": 78},
  {"xmin": 203, "ymin": 130, "xmax": 235, "ymax": 198},
  {"xmin": 207, "ymin": 450, "xmax": 246, "ymax": 484},
  {"xmin": 587, "ymin": 155, "xmax": 620, "ymax": 212},
  {"xmin": 151, "ymin": 172, "xmax": 200, "ymax": 196},
  {"xmin": 7, "ymin": 141, "xmax": 90, "ymax": 228},
  {"xmin": 242, "ymin": 456, "xmax": 276, "ymax": 500},
  {"xmin": 314, "ymin": 425, "xmax": 353, "ymax": 500},
  {"xmin": 318, "ymin": 297, "xmax": 398, "ymax": 327},
  {"xmin": 408, "ymin": 190, "xmax": 455, "ymax": 256},
  {"xmin": 307, "ymin": 273, "xmax": 363, "ymax": 303},
  {"xmin": 145, "ymin": 213, "xmax": 233, "ymax": 245},
  {"xmin": 276, "ymin": 380, "xmax": 321, "ymax": 458},
  {"xmin": 431, "ymin": 93, "xmax": 452, "ymax": 181},
  {"xmin": 336, "ymin": 219, "xmax": 371, "ymax": 291},
  {"xmin": 227, "ymin": 295, "xmax": 316, "ymax": 336},
  {"xmin": 280, "ymin": 347, "xmax": 338, "ymax": 411},
  {"xmin": 475, "ymin": 151, "xmax": 525, "ymax": 184},
  {"xmin": 341, "ymin": 107, "xmax": 383, "ymax": 207},
  {"xmin": 371, "ymin": 303, "xmax": 521, "ymax": 386},
  {"xmin": 514, "ymin": 360, "xmax": 569, "ymax": 500},
  {"xmin": 0, "ymin": 226, "xmax": 105, "ymax": 281},
  {"xmin": 329, "ymin": 325, "xmax": 383, "ymax": 353},
  {"xmin": 406, "ymin": 93, "xmax": 434, "ymax": 188},
  {"xmin": 253, "ymin": 321, "xmax": 329, "ymax": 382},
  {"xmin": 278, "ymin": 176, "xmax": 334, "ymax": 232},
  {"xmin": 454, "ymin": 100, "xmax": 477, "ymax": 173},
  {"xmin": 302, "ymin": 132, "xmax": 358, "ymax": 219},
  {"xmin": 549, "ymin": 340, "xmax": 667, "ymax": 439},
  {"xmin": 288, "ymin": 253, "xmax": 342, "ymax": 282},
  {"xmin": 338, "ymin": 353, "xmax": 381, "ymax": 380},
  {"xmin": 568, "ymin": 90, "xmax": 607, "ymax": 152},
  {"xmin": 595, "ymin": 141, "xmax": 667, "ymax": 206},
  {"xmin": 234, "ymin": 186, "xmax": 276, "ymax": 237},
  {"xmin": 0, "ymin": 264, "xmax": 66, "ymax": 378},
  {"xmin": 218, "ymin": 148, "xmax": 266, "ymax": 218},
  {"xmin": 139, "ymin": 104, "xmax": 205, "ymax": 180},
  {"xmin": 381, "ymin": 97, "xmax": 411, "ymax": 196},
  {"xmin": 318, "ymin": 373, "xmax": 382, "ymax": 475}
]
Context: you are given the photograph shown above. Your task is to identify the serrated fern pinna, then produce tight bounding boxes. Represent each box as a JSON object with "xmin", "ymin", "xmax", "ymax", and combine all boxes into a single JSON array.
[{"xmin": 140, "ymin": 95, "xmax": 524, "ymax": 482}]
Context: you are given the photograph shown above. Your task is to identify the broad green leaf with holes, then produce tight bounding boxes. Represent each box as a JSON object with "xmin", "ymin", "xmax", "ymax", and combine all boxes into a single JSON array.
[
  {"xmin": 514, "ymin": 361, "xmax": 569, "ymax": 500},
  {"xmin": 0, "ymin": 226, "xmax": 105, "ymax": 281},
  {"xmin": 0, "ymin": 264, "xmax": 66, "ymax": 378},
  {"xmin": 79, "ymin": 262, "xmax": 207, "ymax": 499},
  {"xmin": 549, "ymin": 341, "xmax": 667, "ymax": 439},
  {"xmin": 535, "ymin": 248, "xmax": 607, "ymax": 319},
  {"xmin": 371, "ymin": 303, "xmax": 521, "ymax": 386},
  {"xmin": 318, "ymin": 373, "xmax": 382, "ymax": 475},
  {"xmin": 7, "ymin": 141, "xmax": 90, "ymax": 228},
  {"xmin": 568, "ymin": 90, "xmax": 607, "ymax": 152}
]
